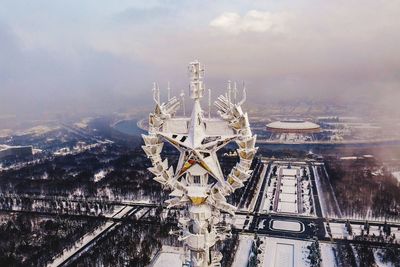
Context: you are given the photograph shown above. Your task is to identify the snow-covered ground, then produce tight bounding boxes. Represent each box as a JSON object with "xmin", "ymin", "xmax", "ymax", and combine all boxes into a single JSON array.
[
  {"xmin": 121, "ymin": 198, "xmax": 152, "ymax": 205},
  {"xmin": 133, "ymin": 207, "xmax": 150, "ymax": 220},
  {"xmin": 231, "ymin": 235, "xmax": 254, "ymax": 267},
  {"xmin": 258, "ymin": 236, "xmax": 339, "ymax": 267},
  {"xmin": 325, "ymin": 222, "xmax": 349, "ymax": 239},
  {"xmin": 373, "ymin": 249, "xmax": 395, "ymax": 267},
  {"xmin": 47, "ymin": 221, "xmax": 116, "ymax": 267},
  {"xmin": 151, "ymin": 246, "xmax": 184, "ymax": 267},
  {"xmin": 320, "ymin": 243, "xmax": 338, "ymax": 267},
  {"xmin": 263, "ymin": 163, "xmax": 315, "ymax": 216},
  {"xmin": 16, "ymin": 125, "xmax": 59, "ymax": 136},
  {"xmin": 233, "ymin": 214, "xmax": 249, "ymax": 230},
  {"xmin": 278, "ymin": 201, "xmax": 298, "ymax": 213},
  {"xmin": 325, "ymin": 222, "xmax": 400, "ymax": 242},
  {"xmin": 108, "ymin": 205, "xmax": 137, "ymax": 219},
  {"xmin": 259, "ymin": 237, "xmax": 311, "ymax": 267},
  {"xmin": 93, "ymin": 168, "xmax": 113, "ymax": 182}
]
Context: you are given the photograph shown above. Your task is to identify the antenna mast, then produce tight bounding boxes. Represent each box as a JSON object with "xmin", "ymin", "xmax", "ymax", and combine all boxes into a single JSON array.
[
  {"xmin": 167, "ymin": 81, "xmax": 171, "ymax": 101},
  {"xmin": 180, "ymin": 90, "xmax": 186, "ymax": 116},
  {"xmin": 208, "ymin": 89, "xmax": 211, "ymax": 118},
  {"xmin": 233, "ymin": 81, "xmax": 237, "ymax": 105}
]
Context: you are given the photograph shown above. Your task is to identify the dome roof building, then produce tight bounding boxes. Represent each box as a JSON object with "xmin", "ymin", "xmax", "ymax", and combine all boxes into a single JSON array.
[{"xmin": 266, "ymin": 120, "xmax": 321, "ymax": 133}]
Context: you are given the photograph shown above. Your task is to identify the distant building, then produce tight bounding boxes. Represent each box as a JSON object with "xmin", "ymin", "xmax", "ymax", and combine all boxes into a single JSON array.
[
  {"xmin": 266, "ymin": 120, "xmax": 321, "ymax": 133},
  {"xmin": 317, "ymin": 116, "xmax": 339, "ymax": 123},
  {"xmin": 0, "ymin": 145, "xmax": 33, "ymax": 159}
]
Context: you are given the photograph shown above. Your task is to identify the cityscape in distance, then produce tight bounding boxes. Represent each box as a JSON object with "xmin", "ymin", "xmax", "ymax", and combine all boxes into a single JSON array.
[{"xmin": 1, "ymin": 1, "xmax": 400, "ymax": 267}]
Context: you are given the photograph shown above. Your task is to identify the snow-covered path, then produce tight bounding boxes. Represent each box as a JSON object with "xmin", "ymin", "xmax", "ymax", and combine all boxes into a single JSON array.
[
  {"xmin": 47, "ymin": 221, "xmax": 117, "ymax": 267},
  {"xmin": 47, "ymin": 205, "xmax": 136, "ymax": 267}
]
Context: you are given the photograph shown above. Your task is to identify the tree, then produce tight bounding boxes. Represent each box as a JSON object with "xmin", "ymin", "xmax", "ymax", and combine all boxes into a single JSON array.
[
  {"xmin": 345, "ymin": 220, "xmax": 352, "ymax": 236},
  {"xmin": 307, "ymin": 239, "xmax": 322, "ymax": 267}
]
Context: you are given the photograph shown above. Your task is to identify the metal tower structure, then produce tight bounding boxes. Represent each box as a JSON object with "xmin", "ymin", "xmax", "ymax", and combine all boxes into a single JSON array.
[{"xmin": 142, "ymin": 60, "xmax": 258, "ymax": 267}]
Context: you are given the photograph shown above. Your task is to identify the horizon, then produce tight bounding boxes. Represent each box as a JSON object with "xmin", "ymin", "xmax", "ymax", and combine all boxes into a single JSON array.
[{"xmin": 0, "ymin": 0, "xmax": 399, "ymax": 120}]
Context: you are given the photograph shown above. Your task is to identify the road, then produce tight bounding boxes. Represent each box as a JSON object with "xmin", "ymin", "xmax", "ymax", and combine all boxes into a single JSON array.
[
  {"xmin": 237, "ymin": 158, "xmax": 263, "ymax": 209},
  {"xmin": 308, "ymin": 163, "xmax": 324, "ymax": 218}
]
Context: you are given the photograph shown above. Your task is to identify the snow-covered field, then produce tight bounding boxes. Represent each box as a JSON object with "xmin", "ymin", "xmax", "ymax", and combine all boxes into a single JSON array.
[
  {"xmin": 259, "ymin": 237, "xmax": 311, "ymax": 267},
  {"xmin": 258, "ymin": 237, "xmax": 338, "ymax": 267},
  {"xmin": 320, "ymin": 243, "xmax": 338, "ymax": 267}
]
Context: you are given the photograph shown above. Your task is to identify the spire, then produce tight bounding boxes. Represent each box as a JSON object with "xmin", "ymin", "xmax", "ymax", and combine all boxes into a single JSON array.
[
  {"xmin": 188, "ymin": 99, "xmax": 206, "ymax": 148},
  {"xmin": 152, "ymin": 82, "xmax": 160, "ymax": 105},
  {"xmin": 188, "ymin": 60, "xmax": 205, "ymax": 100},
  {"xmin": 180, "ymin": 90, "xmax": 186, "ymax": 116},
  {"xmin": 238, "ymin": 81, "xmax": 247, "ymax": 106}
]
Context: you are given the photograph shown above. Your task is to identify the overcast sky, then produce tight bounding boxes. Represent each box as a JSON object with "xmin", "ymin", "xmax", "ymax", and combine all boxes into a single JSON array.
[{"xmin": 0, "ymin": 0, "xmax": 399, "ymax": 118}]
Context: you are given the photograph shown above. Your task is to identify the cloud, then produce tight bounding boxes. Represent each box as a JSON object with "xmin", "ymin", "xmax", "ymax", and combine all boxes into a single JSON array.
[
  {"xmin": 0, "ymin": 21, "xmax": 153, "ymax": 118},
  {"xmin": 0, "ymin": 0, "xmax": 400, "ymax": 119},
  {"xmin": 210, "ymin": 10, "xmax": 291, "ymax": 34}
]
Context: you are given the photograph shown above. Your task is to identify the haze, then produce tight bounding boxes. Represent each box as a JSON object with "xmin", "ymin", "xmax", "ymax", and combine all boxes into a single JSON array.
[{"xmin": 0, "ymin": 0, "xmax": 399, "ymax": 119}]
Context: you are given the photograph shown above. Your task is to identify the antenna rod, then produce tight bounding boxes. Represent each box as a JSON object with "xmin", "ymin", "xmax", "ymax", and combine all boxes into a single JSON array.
[
  {"xmin": 181, "ymin": 90, "xmax": 186, "ymax": 116},
  {"xmin": 233, "ymin": 81, "xmax": 237, "ymax": 105},
  {"xmin": 167, "ymin": 81, "xmax": 171, "ymax": 101},
  {"xmin": 208, "ymin": 89, "xmax": 211, "ymax": 119},
  {"xmin": 153, "ymin": 82, "xmax": 158, "ymax": 104},
  {"xmin": 157, "ymin": 83, "xmax": 160, "ymax": 105},
  {"xmin": 228, "ymin": 80, "xmax": 232, "ymax": 111},
  {"xmin": 238, "ymin": 81, "xmax": 247, "ymax": 106}
]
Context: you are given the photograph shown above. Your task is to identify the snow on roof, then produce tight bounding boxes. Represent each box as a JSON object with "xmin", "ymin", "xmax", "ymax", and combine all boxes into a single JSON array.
[{"xmin": 266, "ymin": 120, "xmax": 320, "ymax": 131}]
